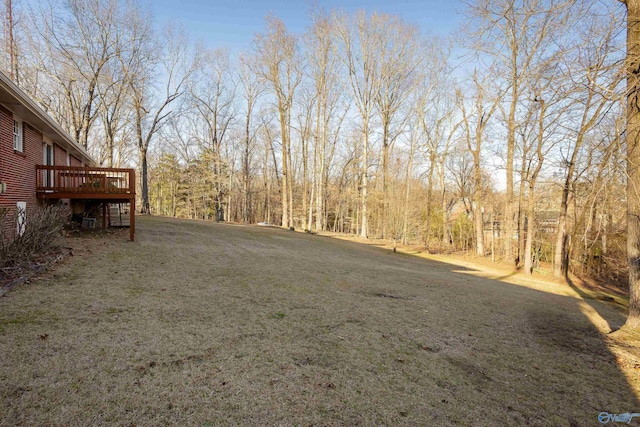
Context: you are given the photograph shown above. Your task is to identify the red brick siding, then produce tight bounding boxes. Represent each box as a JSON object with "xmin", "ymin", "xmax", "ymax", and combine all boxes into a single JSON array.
[
  {"xmin": 54, "ymin": 143, "xmax": 67, "ymax": 166},
  {"xmin": 0, "ymin": 106, "xmax": 42, "ymax": 239},
  {"xmin": 69, "ymin": 154, "xmax": 82, "ymax": 167}
]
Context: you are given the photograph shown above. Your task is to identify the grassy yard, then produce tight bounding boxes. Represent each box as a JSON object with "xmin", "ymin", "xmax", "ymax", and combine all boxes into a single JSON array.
[{"xmin": 0, "ymin": 216, "xmax": 639, "ymax": 426}]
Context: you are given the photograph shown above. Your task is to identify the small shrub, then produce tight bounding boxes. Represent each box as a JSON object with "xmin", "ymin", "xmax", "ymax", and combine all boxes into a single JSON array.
[{"xmin": 0, "ymin": 205, "xmax": 66, "ymax": 268}]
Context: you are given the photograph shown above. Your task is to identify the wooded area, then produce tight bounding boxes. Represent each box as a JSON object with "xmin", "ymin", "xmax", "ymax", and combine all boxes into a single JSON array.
[{"xmin": 1, "ymin": 1, "xmax": 634, "ymax": 308}]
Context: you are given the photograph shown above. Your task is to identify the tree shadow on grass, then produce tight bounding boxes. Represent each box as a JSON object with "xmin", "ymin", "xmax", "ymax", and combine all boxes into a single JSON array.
[
  {"xmin": 285, "ymin": 232, "xmax": 640, "ymax": 424},
  {"xmin": 565, "ymin": 276, "xmax": 629, "ymax": 332},
  {"xmin": 425, "ymin": 265, "xmax": 640, "ymax": 425}
]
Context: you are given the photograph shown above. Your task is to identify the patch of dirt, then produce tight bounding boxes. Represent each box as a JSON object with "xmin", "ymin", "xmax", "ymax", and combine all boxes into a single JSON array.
[
  {"xmin": 0, "ymin": 228, "xmax": 129, "ymax": 297},
  {"xmin": 370, "ymin": 291, "xmax": 409, "ymax": 300},
  {"xmin": 0, "ymin": 246, "xmax": 71, "ymax": 296}
]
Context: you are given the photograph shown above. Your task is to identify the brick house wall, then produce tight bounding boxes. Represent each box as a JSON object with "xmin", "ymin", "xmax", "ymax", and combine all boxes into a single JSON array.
[
  {"xmin": 54, "ymin": 143, "xmax": 67, "ymax": 166},
  {"xmin": 69, "ymin": 154, "xmax": 83, "ymax": 167},
  {"xmin": 0, "ymin": 106, "xmax": 42, "ymax": 239},
  {"xmin": 0, "ymin": 71, "xmax": 99, "ymax": 243}
]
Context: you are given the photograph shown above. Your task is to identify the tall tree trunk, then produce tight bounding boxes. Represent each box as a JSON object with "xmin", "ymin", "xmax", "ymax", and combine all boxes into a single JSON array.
[
  {"xmin": 172, "ymin": 184, "xmax": 177, "ymax": 217},
  {"xmin": 440, "ymin": 168, "xmax": 449, "ymax": 245},
  {"xmin": 139, "ymin": 147, "xmax": 150, "ymax": 214},
  {"xmin": 517, "ymin": 147, "xmax": 528, "ymax": 266},
  {"xmin": 302, "ymin": 133, "xmax": 309, "ymax": 231},
  {"xmin": 263, "ymin": 139, "xmax": 270, "ymax": 222},
  {"xmin": 361, "ymin": 126, "xmax": 369, "ymax": 238},
  {"xmin": 243, "ymin": 114, "xmax": 251, "ymax": 223},
  {"xmin": 106, "ymin": 125, "xmax": 115, "ymax": 167},
  {"xmin": 525, "ymin": 98, "xmax": 545, "ymax": 274},
  {"xmin": 504, "ymin": 82, "xmax": 518, "ymax": 265},
  {"xmin": 553, "ymin": 128, "xmax": 586, "ymax": 277},
  {"xmin": 473, "ymin": 157, "xmax": 484, "ymax": 256},
  {"xmin": 315, "ymin": 149, "xmax": 324, "ymax": 231},
  {"xmin": 524, "ymin": 183, "xmax": 537, "ymax": 275},
  {"xmin": 624, "ymin": 0, "xmax": 640, "ymax": 329},
  {"xmin": 308, "ymin": 178, "xmax": 315, "ymax": 233},
  {"xmin": 402, "ymin": 134, "xmax": 416, "ymax": 245},
  {"xmin": 424, "ymin": 153, "xmax": 436, "ymax": 249},
  {"xmin": 287, "ymin": 132, "xmax": 294, "ymax": 229},
  {"xmin": 381, "ymin": 123, "xmax": 390, "ymax": 239},
  {"xmin": 279, "ymin": 105, "xmax": 290, "ymax": 228},
  {"xmin": 6, "ymin": 0, "xmax": 17, "ymax": 83},
  {"xmin": 315, "ymin": 126, "xmax": 324, "ymax": 231},
  {"xmin": 554, "ymin": 186, "xmax": 570, "ymax": 278}
]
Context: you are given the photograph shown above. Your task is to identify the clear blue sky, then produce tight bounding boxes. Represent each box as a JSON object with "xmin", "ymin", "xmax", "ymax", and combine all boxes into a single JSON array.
[{"xmin": 153, "ymin": 0, "xmax": 464, "ymax": 53}]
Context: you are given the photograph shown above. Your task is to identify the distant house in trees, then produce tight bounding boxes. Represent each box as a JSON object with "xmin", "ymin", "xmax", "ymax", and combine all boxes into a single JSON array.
[
  {"xmin": 0, "ymin": 71, "xmax": 136, "ymax": 241},
  {"xmin": 478, "ymin": 208, "xmax": 560, "ymax": 238},
  {"xmin": 536, "ymin": 211, "xmax": 560, "ymax": 234}
]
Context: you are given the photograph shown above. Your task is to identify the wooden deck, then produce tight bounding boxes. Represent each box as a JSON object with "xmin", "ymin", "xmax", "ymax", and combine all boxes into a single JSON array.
[{"xmin": 36, "ymin": 165, "xmax": 136, "ymax": 241}]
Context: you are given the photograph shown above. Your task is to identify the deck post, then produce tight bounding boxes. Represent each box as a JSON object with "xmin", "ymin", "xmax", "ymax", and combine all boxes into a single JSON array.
[
  {"xmin": 130, "ymin": 169, "xmax": 136, "ymax": 242},
  {"xmin": 102, "ymin": 203, "xmax": 107, "ymax": 230},
  {"xmin": 130, "ymin": 197, "xmax": 135, "ymax": 242}
]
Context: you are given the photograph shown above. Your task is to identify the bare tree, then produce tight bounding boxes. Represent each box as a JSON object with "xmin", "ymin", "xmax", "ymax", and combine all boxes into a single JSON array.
[
  {"xmin": 96, "ymin": 65, "xmax": 129, "ymax": 166},
  {"xmin": 402, "ymin": 112, "xmax": 420, "ymax": 244},
  {"xmin": 294, "ymin": 85, "xmax": 315, "ymax": 231},
  {"xmin": 334, "ymin": 10, "xmax": 388, "ymax": 238},
  {"xmin": 123, "ymin": 24, "xmax": 198, "ymax": 213},
  {"xmin": 190, "ymin": 47, "xmax": 236, "ymax": 221},
  {"xmin": 256, "ymin": 113, "xmax": 280, "ymax": 223},
  {"xmin": 253, "ymin": 16, "xmax": 302, "ymax": 229},
  {"xmin": 373, "ymin": 16, "xmax": 424, "ymax": 238},
  {"xmin": 306, "ymin": 9, "xmax": 344, "ymax": 232},
  {"xmin": 463, "ymin": 0, "xmax": 576, "ymax": 264},
  {"xmin": 238, "ymin": 53, "xmax": 265, "ymax": 223},
  {"xmin": 415, "ymin": 63, "xmax": 459, "ymax": 249},
  {"xmin": 31, "ymin": 0, "xmax": 121, "ymax": 149},
  {"xmin": 552, "ymin": 10, "xmax": 622, "ymax": 277},
  {"xmin": 3, "ymin": 0, "xmax": 19, "ymax": 82},
  {"xmin": 459, "ymin": 71, "xmax": 499, "ymax": 256},
  {"xmin": 94, "ymin": 5, "xmax": 141, "ymax": 167}
]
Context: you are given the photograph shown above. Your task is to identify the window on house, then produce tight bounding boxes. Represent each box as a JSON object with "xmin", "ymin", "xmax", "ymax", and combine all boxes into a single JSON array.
[{"xmin": 13, "ymin": 118, "xmax": 23, "ymax": 152}]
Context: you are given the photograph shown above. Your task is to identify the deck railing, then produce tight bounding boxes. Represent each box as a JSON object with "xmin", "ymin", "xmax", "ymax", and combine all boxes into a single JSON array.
[{"xmin": 36, "ymin": 165, "xmax": 135, "ymax": 196}]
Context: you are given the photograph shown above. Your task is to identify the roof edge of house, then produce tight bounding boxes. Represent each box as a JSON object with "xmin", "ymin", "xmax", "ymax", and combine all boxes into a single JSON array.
[{"xmin": 0, "ymin": 71, "xmax": 96, "ymax": 166}]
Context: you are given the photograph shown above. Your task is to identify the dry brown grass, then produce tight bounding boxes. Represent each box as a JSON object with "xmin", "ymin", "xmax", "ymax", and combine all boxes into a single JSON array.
[{"xmin": 0, "ymin": 216, "xmax": 638, "ymax": 426}]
